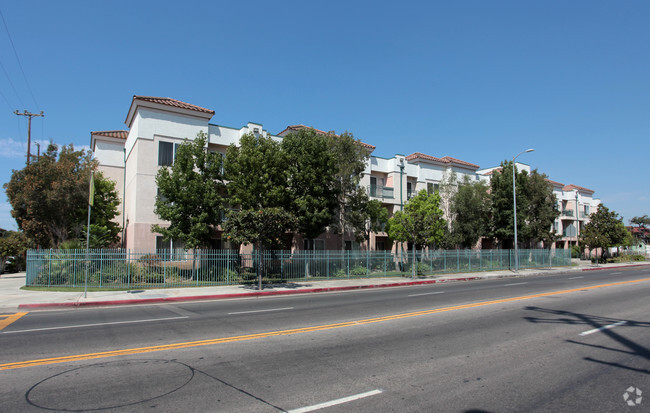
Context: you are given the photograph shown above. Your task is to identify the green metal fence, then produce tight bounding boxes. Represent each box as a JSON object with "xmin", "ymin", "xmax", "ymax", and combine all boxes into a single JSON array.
[{"xmin": 25, "ymin": 248, "xmax": 571, "ymax": 288}]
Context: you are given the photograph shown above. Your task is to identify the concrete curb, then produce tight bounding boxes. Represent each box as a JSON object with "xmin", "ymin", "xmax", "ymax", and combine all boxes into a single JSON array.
[
  {"xmin": 17, "ymin": 276, "xmax": 482, "ymax": 310},
  {"xmin": 581, "ymin": 263, "xmax": 650, "ymax": 272}
]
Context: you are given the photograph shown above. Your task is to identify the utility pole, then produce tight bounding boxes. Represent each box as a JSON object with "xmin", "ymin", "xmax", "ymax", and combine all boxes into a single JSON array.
[{"xmin": 14, "ymin": 110, "xmax": 44, "ymax": 165}]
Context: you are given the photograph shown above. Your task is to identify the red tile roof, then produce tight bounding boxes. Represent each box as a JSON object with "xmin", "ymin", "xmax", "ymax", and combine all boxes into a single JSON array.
[
  {"xmin": 133, "ymin": 96, "xmax": 215, "ymax": 115},
  {"xmin": 278, "ymin": 124, "xmax": 376, "ymax": 150},
  {"xmin": 405, "ymin": 152, "xmax": 479, "ymax": 169},
  {"xmin": 545, "ymin": 178, "xmax": 564, "ymax": 187},
  {"xmin": 563, "ymin": 184, "xmax": 594, "ymax": 193},
  {"xmin": 91, "ymin": 130, "xmax": 128, "ymax": 140}
]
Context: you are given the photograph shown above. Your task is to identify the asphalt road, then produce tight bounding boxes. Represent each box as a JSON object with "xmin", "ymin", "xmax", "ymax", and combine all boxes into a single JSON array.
[{"xmin": 1, "ymin": 267, "xmax": 649, "ymax": 412}]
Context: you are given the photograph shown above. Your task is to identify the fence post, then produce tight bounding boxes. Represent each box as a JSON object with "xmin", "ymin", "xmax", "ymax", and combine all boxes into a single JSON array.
[
  {"xmin": 457, "ymin": 249, "xmax": 460, "ymax": 272},
  {"xmin": 99, "ymin": 249, "xmax": 103, "ymax": 288},
  {"xmin": 127, "ymin": 249, "xmax": 131, "ymax": 288},
  {"xmin": 366, "ymin": 250, "xmax": 369, "ymax": 276},
  {"xmin": 347, "ymin": 250, "xmax": 350, "ymax": 279},
  {"xmin": 48, "ymin": 248, "xmax": 52, "ymax": 287}
]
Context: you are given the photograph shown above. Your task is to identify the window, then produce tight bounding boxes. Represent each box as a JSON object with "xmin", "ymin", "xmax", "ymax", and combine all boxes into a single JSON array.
[
  {"xmin": 427, "ymin": 182, "xmax": 439, "ymax": 194},
  {"xmin": 158, "ymin": 141, "xmax": 180, "ymax": 166},
  {"xmin": 155, "ymin": 236, "xmax": 186, "ymax": 260},
  {"xmin": 303, "ymin": 239, "xmax": 325, "ymax": 251},
  {"xmin": 156, "ymin": 188, "xmax": 169, "ymax": 204}
]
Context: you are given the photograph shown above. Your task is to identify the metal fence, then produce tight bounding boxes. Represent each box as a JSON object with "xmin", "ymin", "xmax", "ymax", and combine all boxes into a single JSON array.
[{"xmin": 25, "ymin": 248, "xmax": 571, "ymax": 289}]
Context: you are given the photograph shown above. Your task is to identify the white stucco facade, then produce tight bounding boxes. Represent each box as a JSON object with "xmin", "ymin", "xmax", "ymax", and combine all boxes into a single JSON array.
[{"xmin": 92, "ymin": 95, "xmax": 601, "ymax": 252}]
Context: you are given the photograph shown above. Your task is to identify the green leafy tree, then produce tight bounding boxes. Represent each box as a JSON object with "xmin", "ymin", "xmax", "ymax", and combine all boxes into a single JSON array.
[
  {"xmin": 519, "ymin": 170, "xmax": 560, "ymax": 248},
  {"xmin": 489, "ymin": 161, "xmax": 559, "ymax": 248},
  {"xmin": 629, "ymin": 215, "xmax": 650, "ymax": 242},
  {"xmin": 224, "ymin": 133, "xmax": 289, "ymax": 211},
  {"xmin": 84, "ymin": 172, "xmax": 122, "ymax": 248},
  {"xmin": 152, "ymin": 131, "xmax": 225, "ymax": 250},
  {"xmin": 388, "ymin": 189, "xmax": 446, "ymax": 260},
  {"xmin": 364, "ymin": 199, "xmax": 389, "ymax": 246},
  {"xmin": 328, "ymin": 132, "xmax": 371, "ymax": 248},
  {"xmin": 4, "ymin": 143, "xmax": 120, "ymax": 248},
  {"xmin": 281, "ymin": 128, "xmax": 339, "ymax": 248},
  {"xmin": 222, "ymin": 208, "xmax": 297, "ymax": 290},
  {"xmin": 580, "ymin": 205, "xmax": 629, "ymax": 262},
  {"xmin": 489, "ymin": 161, "xmax": 529, "ymax": 248},
  {"xmin": 449, "ymin": 177, "xmax": 491, "ymax": 249},
  {"xmin": 223, "ymin": 133, "xmax": 297, "ymax": 289},
  {"xmin": 0, "ymin": 231, "xmax": 29, "ymax": 272}
]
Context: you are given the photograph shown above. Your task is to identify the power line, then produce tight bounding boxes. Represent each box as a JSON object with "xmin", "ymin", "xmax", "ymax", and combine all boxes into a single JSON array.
[
  {"xmin": 0, "ymin": 58, "xmax": 25, "ymax": 109},
  {"xmin": 0, "ymin": 88, "xmax": 13, "ymax": 110},
  {"xmin": 0, "ymin": 9, "xmax": 39, "ymax": 110}
]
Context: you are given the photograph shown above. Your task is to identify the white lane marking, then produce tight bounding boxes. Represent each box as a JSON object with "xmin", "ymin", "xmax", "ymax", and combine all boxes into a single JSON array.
[
  {"xmin": 568, "ymin": 276, "xmax": 584, "ymax": 279},
  {"xmin": 408, "ymin": 291, "xmax": 445, "ymax": 297},
  {"xmin": 504, "ymin": 282, "xmax": 527, "ymax": 286},
  {"xmin": 579, "ymin": 321, "xmax": 627, "ymax": 336},
  {"xmin": 228, "ymin": 307, "xmax": 294, "ymax": 315},
  {"xmin": 611, "ymin": 272, "xmax": 622, "ymax": 275},
  {"xmin": 287, "ymin": 389, "xmax": 383, "ymax": 413},
  {"xmin": 1, "ymin": 316, "xmax": 188, "ymax": 334}
]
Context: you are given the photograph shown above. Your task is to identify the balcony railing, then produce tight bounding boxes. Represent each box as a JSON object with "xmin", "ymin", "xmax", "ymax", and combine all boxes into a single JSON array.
[
  {"xmin": 368, "ymin": 185, "xmax": 394, "ymax": 199},
  {"xmin": 561, "ymin": 210, "xmax": 574, "ymax": 217}
]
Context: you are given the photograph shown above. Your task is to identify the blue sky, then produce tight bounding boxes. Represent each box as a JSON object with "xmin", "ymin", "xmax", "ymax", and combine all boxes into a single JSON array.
[{"xmin": 0, "ymin": 1, "xmax": 648, "ymax": 231}]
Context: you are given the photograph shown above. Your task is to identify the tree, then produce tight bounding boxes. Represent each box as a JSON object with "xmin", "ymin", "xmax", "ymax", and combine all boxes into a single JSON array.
[
  {"xmin": 519, "ymin": 170, "xmax": 560, "ymax": 248},
  {"xmin": 281, "ymin": 128, "xmax": 339, "ymax": 247},
  {"xmin": 629, "ymin": 215, "xmax": 650, "ymax": 243},
  {"xmin": 223, "ymin": 133, "xmax": 297, "ymax": 289},
  {"xmin": 4, "ymin": 143, "xmax": 120, "ymax": 248},
  {"xmin": 388, "ymin": 189, "xmax": 446, "ymax": 272},
  {"xmin": 488, "ymin": 161, "xmax": 559, "ymax": 248},
  {"xmin": 449, "ymin": 177, "xmax": 491, "ymax": 249},
  {"xmin": 152, "ymin": 132, "xmax": 225, "ymax": 250},
  {"xmin": 364, "ymin": 199, "xmax": 389, "ymax": 245},
  {"xmin": 0, "ymin": 231, "xmax": 29, "ymax": 273},
  {"xmin": 84, "ymin": 172, "xmax": 122, "ymax": 248},
  {"xmin": 328, "ymin": 132, "xmax": 371, "ymax": 249},
  {"xmin": 438, "ymin": 170, "xmax": 458, "ymax": 225},
  {"xmin": 222, "ymin": 208, "xmax": 297, "ymax": 290},
  {"xmin": 580, "ymin": 205, "xmax": 629, "ymax": 262}
]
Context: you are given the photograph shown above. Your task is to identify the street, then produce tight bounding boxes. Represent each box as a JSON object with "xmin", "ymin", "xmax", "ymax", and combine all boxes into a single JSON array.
[{"xmin": 1, "ymin": 267, "xmax": 649, "ymax": 412}]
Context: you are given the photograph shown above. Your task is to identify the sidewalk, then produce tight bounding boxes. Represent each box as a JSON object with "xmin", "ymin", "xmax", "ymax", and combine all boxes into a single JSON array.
[{"xmin": 1, "ymin": 261, "xmax": 648, "ymax": 311}]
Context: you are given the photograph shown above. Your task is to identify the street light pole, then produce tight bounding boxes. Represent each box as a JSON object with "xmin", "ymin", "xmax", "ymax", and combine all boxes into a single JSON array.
[{"xmin": 512, "ymin": 148, "xmax": 534, "ymax": 271}]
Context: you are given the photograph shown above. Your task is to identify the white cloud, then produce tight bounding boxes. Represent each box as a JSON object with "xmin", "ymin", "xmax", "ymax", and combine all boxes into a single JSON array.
[
  {"xmin": 0, "ymin": 138, "xmax": 90, "ymax": 159},
  {"xmin": 0, "ymin": 138, "xmax": 52, "ymax": 159}
]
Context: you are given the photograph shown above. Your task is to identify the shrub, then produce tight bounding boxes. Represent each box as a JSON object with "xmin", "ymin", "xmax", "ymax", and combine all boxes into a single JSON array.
[
  {"xmin": 416, "ymin": 262, "xmax": 432, "ymax": 275},
  {"xmin": 570, "ymin": 245, "xmax": 581, "ymax": 259},
  {"xmin": 350, "ymin": 265, "xmax": 367, "ymax": 276}
]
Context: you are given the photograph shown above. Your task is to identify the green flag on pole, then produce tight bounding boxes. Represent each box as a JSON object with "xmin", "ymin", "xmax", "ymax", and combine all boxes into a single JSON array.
[{"xmin": 89, "ymin": 172, "xmax": 95, "ymax": 207}]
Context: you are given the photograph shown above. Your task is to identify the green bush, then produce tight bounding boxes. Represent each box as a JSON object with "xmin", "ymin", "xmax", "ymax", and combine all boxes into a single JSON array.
[
  {"xmin": 350, "ymin": 265, "xmax": 367, "ymax": 276},
  {"xmin": 416, "ymin": 262, "xmax": 432, "ymax": 275}
]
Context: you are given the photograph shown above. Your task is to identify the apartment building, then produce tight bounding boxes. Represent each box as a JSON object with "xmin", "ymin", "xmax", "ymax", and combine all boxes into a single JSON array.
[{"xmin": 91, "ymin": 95, "xmax": 599, "ymax": 252}]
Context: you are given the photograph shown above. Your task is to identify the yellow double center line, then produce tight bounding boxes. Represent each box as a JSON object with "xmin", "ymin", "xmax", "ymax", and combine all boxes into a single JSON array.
[{"xmin": 2, "ymin": 278, "xmax": 648, "ymax": 371}]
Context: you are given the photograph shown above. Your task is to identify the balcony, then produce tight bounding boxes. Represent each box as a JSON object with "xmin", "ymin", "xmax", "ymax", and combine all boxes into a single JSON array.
[
  {"xmin": 368, "ymin": 185, "xmax": 394, "ymax": 199},
  {"xmin": 561, "ymin": 210, "xmax": 574, "ymax": 217}
]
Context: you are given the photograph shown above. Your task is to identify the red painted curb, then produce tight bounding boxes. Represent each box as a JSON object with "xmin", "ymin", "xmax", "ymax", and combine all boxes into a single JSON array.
[
  {"xmin": 17, "ymin": 276, "xmax": 483, "ymax": 309},
  {"xmin": 581, "ymin": 263, "xmax": 650, "ymax": 272}
]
